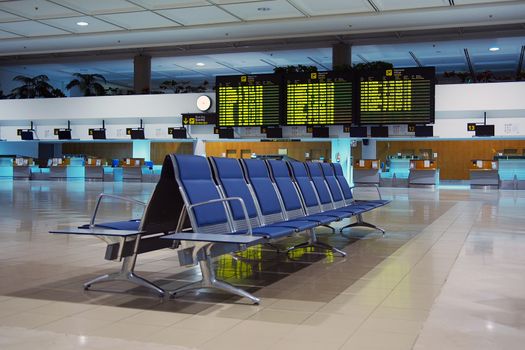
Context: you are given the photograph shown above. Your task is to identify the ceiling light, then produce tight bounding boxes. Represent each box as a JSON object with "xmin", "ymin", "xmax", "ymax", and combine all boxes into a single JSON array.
[
  {"xmin": 76, "ymin": 21, "xmax": 89, "ymax": 26},
  {"xmin": 489, "ymin": 47, "xmax": 500, "ymax": 52},
  {"xmin": 257, "ymin": 7, "xmax": 271, "ymax": 11},
  {"xmin": 196, "ymin": 62, "xmax": 205, "ymax": 67}
]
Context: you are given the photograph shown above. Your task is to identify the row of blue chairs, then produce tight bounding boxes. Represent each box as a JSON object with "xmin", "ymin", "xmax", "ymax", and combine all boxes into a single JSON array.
[
  {"xmin": 51, "ymin": 154, "xmax": 389, "ymax": 304},
  {"xmin": 164, "ymin": 155, "xmax": 389, "ymax": 303}
]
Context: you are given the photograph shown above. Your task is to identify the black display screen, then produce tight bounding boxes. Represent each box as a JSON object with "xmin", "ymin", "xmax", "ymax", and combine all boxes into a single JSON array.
[
  {"xmin": 475, "ymin": 125, "xmax": 495, "ymax": 137},
  {"xmin": 357, "ymin": 67, "xmax": 435, "ymax": 125},
  {"xmin": 58, "ymin": 130, "xmax": 72, "ymax": 140},
  {"xmin": 216, "ymin": 74, "xmax": 281, "ymax": 126},
  {"xmin": 90, "ymin": 128, "xmax": 106, "ymax": 140},
  {"xmin": 285, "ymin": 71, "xmax": 353, "ymax": 125}
]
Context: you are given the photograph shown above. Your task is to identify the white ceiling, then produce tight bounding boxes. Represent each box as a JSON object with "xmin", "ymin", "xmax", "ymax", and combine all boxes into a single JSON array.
[
  {"xmin": 0, "ymin": 0, "xmax": 523, "ymax": 90},
  {"xmin": 0, "ymin": 0, "xmax": 523, "ymax": 56}
]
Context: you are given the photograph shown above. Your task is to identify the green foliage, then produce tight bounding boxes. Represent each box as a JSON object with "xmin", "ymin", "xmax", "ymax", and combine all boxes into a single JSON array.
[
  {"xmin": 159, "ymin": 80, "xmax": 210, "ymax": 93},
  {"xmin": 273, "ymin": 65, "xmax": 318, "ymax": 74},
  {"xmin": 352, "ymin": 61, "xmax": 394, "ymax": 72},
  {"xmin": 10, "ymin": 74, "xmax": 56, "ymax": 98},
  {"xmin": 50, "ymin": 88, "xmax": 66, "ymax": 98},
  {"xmin": 66, "ymin": 73, "xmax": 107, "ymax": 96}
]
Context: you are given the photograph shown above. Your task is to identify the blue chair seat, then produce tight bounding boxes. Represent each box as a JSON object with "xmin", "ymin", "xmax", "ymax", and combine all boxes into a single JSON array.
[
  {"xmin": 302, "ymin": 214, "xmax": 341, "ymax": 225},
  {"xmin": 270, "ymin": 219, "xmax": 318, "ymax": 231},
  {"xmin": 236, "ymin": 225, "xmax": 295, "ymax": 239},
  {"xmin": 336, "ymin": 205, "xmax": 373, "ymax": 213},
  {"xmin": 319, "ymin": 210, "xmax": 353, "ymax": 220},
  {"xmin": 80, "ymin": 219, "xmax": 141, "ymax": 231},
  {"xmin": 357, "ymin": 199, "xmax": 390, "ymax": 206}
]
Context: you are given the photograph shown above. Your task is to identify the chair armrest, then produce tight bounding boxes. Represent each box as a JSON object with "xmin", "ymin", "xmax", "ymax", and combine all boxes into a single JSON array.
[
  {"xmin": 187, "ymin": 197, "xmax": 253, "ymax": 235},
  {"xmin": 90, "ymin": 193, "xmax": 146, "ymax": 228},
  {"xmin": 350, "ymin": 184, "xmax": 383, "ymax": 201}
]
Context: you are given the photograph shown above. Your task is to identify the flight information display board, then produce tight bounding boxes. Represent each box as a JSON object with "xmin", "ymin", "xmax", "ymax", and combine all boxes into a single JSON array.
[
  {"xmin": 216, "ymin": 74, "xmax": 281, "ymax": 126},
  {"xmin": 357, "ymin": 67, "xmax": 435, "ymax": 125},
  {"xmin": 285, "ymin": 71, "xmax": 353, "ymax": 125}
]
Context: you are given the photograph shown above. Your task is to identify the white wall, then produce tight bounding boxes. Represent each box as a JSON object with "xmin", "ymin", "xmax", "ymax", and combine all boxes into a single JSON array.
[{"xmin": 0, "ymin": 82, "xmax": 525, "ymax": 142}]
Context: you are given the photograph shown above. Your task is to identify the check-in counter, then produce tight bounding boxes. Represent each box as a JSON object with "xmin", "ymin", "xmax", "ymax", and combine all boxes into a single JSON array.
[
  {"xmin": 469, "ymin": 160, "xmax": 499, "ymax": 189},
  {"xmin": 13, "ymin": 157, "xmax": 34, "ymax": 179},
  {"xmin": 0, "ymin": 157, "xmax": 14, "ymax": 178},
  {"xmin": 353, "ymin": 159, "xmax": 380, "ymax": 186},
  {"xmin": 497, "ymin": 156, "xmax": 525, "ymax": 190},
  {"xmin": 409, "ymin": 160, "xmax": 439, "ymax": 187},
  {"xmin": 49, "ymin": 157, "xmax": 85, "ymax": 180},
  {"xmin": 380, "ymin": 158, "xmax": 410, "ymax": 187},
  {"xmin": 85, "ymin": 158, "xmax": 105, "ymax": 181},
  {"xmin": 121, "ymin": 158, "xmax": 144, "ymax": 182}
]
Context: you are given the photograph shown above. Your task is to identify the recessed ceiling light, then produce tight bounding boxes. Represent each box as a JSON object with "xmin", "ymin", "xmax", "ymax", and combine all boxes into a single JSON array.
[
  {"xmin": 257, "ymin": 7, "xmax": 271, "ymax": 11},
  {"xmin": 76, "ymin": 21, "xmax": 89, "ymax": 26},
  {"xmin": 196, "ymin": 62, "xmax": 205, "ymax": 67},
  {"xmin": 489, "ymin": 47, "xmax": 500, "ymax": 52}
]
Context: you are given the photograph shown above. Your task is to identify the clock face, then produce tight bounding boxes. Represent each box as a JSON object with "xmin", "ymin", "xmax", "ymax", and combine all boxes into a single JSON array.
[{"xmin": 196, "ymin": 95, "xmax": 212, "ymax": 111}]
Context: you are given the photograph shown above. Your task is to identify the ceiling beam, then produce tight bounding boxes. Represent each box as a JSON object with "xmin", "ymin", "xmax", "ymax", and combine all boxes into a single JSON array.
[
  {"xmin": 215, "ymin": 61, "xmax": 248, "ymax": 74},
  {"xmin": 517, "ymin": 45, "xmax": 525, "ymax": 76},
  {"xmin": 409, "ymin": 51, "xmax": 423, "ymax": 67},
  {"xmin": 357, "ymin": 54, "xmax": 369, "ymax": 63},
  {"xmin": 307, "ymin": 56, "xmax": 330, "ymax": 70},
  {"xmin": 367, "ymin": 0, "xmax": 380, "ymax": 12},
  {"xmin": 463, "ymin": 48, "xmax": 476, "ymax": 81},
  {"xmin": 259, "ymin": 58, "xmax": 277, "ymax": 67}
]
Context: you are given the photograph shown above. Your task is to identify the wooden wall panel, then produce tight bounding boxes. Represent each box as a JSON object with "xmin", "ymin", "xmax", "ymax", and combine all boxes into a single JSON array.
[
  {"xmin": 150, "ymin": 142, "xmax": 193, "ymax": 164},
  {"xmin": 376, "ymin": 140, "xmax": 525, "ymax": 180},
  {"xmin": 205, "ymin": 141, "xmax": 332, "ymax": 162},
  {"xmin": 62, "ymin": 142, "xmax": 132, "ymax": 160}
]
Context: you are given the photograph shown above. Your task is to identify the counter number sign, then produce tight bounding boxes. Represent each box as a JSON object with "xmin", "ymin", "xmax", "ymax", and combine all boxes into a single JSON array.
[{"xmin": 467, "ymin": 123, "xmax": 476, "ymax": 132}]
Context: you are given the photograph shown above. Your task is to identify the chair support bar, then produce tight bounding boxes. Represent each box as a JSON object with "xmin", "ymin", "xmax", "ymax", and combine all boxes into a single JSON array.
[
  {"xmin": 287, "ymin": 229, "xmax": 346, "ymax": 257},
  {"xmin": 339, "ymin": 214, "xmax": 386, "ymax": 236}
]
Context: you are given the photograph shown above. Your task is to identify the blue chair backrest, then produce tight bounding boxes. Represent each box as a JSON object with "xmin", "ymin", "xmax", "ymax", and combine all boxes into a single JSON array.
[
  {"xmin": 305, "ymin": 162, "xmax": 333, "ymax": 206},
  {"xmin": 320, "ymin": 163, "xmax": 344, "ymax": 203},
  {"xmin": 267, "ymin": 160, "xmax": 303, "ymax": 212},
  {"xmin": 332, "ymin": 162, "xmax": 354, "ymax": 201},
  {"xmin": 210, "ymin": 157, "xmax": 258, "ymax": 222},
  {"xmin": 287, "ymin": 161, "xmax": 320, "ymax": 209},
  {"xmin": 172, "ymin": 155, "xmax": 230, "ymax": 228},
  {"xmin": 242, "ymin": 159, "xmax": 283, "ymax": 216}
]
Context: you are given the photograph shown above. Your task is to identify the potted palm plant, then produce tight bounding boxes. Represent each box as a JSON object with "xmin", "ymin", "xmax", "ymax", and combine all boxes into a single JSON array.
[
  {"xmin": 66, "ymin": 73, "xmax": 107, "ymax": 96},
  {"xmin": 9, "ymin": 74, "xmax": 55, "ymax": 98}
]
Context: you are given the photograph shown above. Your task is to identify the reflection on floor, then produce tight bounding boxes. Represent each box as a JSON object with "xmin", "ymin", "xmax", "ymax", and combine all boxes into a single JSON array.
[{"xmin": 0, "ymin": 180, "xmax": 524, "ymax": 349}]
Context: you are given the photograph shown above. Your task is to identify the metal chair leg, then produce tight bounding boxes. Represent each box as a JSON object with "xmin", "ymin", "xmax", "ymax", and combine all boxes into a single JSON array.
[
  {"xmin": 320, "ymin": 224, "xmax": 336, "ymax": 234},
  {"xmin": 170, "ymin": 248, "xmax": 260, "ymax": 304},
  {"xmin": 287, "ymin": 230, "xmax": 347, "ymax": 257},
  {"xmin": 84, "ymin": 255, "xmax": 165, "ymax": 297},
  {"xmin": 340, "ymin": 214, "xmax": 386, "ymax": 236}
]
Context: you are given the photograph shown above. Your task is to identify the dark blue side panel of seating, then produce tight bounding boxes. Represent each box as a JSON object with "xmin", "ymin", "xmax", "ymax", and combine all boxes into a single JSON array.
[
  {"xmin": 320, "ymin": 163, "xmax": 345, "ymax": 202},
  {"xmin": 174, "ymin": 155, "xmax": 229, "ymax": 227},
  {"xmin": 80, "ymin": 220, "xmax": 140, "ymax": 231},
  {"xmin": 332, "ymin": 162, "xmax": 354, "ymax": 201},
  {"xmin": 288, "ymin": 162, "xmax": 320, "ymax": 208},
  {"xmin": 267, "ymin": 160, "xmax": 303, "ymax": 212},
  {"xmin": 305, "ymin": 162, "xmax": 333, "ymax": 205},
  {"xmin": 242, "ymin": 159, "xmax": 283, "ymax": 216},
  {"xmin": 211, "ymin": 157, "xmax": 258, "ymax": 220}
]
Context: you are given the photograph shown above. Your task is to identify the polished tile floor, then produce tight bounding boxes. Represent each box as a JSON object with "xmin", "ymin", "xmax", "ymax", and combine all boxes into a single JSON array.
[{"xmin": 0, "ymin": 180, "xmax": 524, "ymax": 349}]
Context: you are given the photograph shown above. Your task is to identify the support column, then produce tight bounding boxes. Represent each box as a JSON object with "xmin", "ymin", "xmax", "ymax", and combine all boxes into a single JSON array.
[
  {"xmin": 332, "ymin": 43, "xmax": 352, "ymax": 68},
  {"xmin": 134, "ymin": 54, "xmax": 151, "ymax": 94}
]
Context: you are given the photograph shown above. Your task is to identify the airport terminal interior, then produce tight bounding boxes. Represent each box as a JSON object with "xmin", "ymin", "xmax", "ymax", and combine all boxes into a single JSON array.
[{"xmin": 1, "ymin": 1, "xmax": 525, "ymax": 349}]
